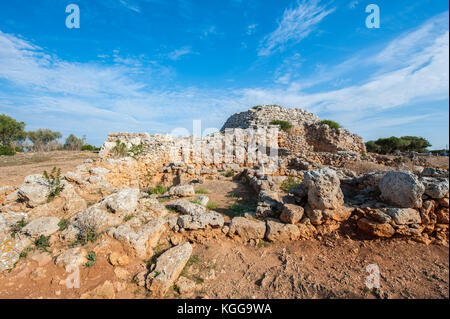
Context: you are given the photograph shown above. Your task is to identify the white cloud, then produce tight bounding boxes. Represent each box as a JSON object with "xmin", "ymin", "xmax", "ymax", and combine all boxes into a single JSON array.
[
  {"xmin": 258, "ymin": 0, "xmax": 335, "ymax": 56},
  {"xmin": 167, "ymin": 46, "xmax": 195, "ymax": 60},
  {"xmin": 118, "ymin": 0, "xmax": 141, "ymax": 13},
  {"xmin": 247, "ymin": 24, "xmax": 257, "ymax": 35}
]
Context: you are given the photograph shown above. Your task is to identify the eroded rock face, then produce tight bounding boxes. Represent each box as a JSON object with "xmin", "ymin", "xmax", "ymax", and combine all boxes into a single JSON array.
[
  {"xmin": 228, "ymin": 217, "xmax": 266, "ymax": 241},
  {"xmin": 304, "ymin": 168, "xmax": 344, "ymax": 210},
  {"xmin": 101, "ymin": 188, "xmax": 140, "ymax": 216},
  {"xmin": 379, "ymin": 171, "xmax": 425, "ymax": 208},
  {"xmin": 146, "ymin": 242, "xmax": 193, "ymax": 297}
]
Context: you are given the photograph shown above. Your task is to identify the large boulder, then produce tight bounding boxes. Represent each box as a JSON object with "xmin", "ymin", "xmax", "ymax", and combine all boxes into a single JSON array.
[
  {"xmin": 146, "ymin": 242, "xmax": 193, "ymax": 297},
  {"xmin": 379, "ymin": 171, "xmax": 425, "ymax": 208},
  {"xmin": 304, "ymin": 168, "xmax": 344, "ymax": 210}
]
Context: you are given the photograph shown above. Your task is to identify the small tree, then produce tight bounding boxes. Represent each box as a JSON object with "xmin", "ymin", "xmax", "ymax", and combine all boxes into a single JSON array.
[
  {"xmin": 27, "ymin": 129, "xmax": 62, "ymax": 151},
  {"xmin": 0, "ymin": 114, "xmax": 26, "ymax": 147},
  {"xmin": 64, "ymin": 134, "xmax": 85, "ymax": 151}
]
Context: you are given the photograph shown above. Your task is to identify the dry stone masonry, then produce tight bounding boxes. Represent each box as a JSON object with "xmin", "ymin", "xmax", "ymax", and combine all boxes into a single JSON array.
[{"xmin": 0, "ymin": 104, "xmax": 448, "ymax": 296}]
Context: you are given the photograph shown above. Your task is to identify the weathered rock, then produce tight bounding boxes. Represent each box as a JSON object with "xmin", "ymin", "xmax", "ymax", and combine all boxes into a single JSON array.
[
  {"xmin": 384, "ymin": 208, "xmax": 421, "ymax": 225},
  {"xmin": 0, "ymin": 212, "xmax": 28, "ymax": 236},
  {"xmin": 280, "ymin": 204, "xmax": 304, "ymax": 224},
  {"xmin": 17, "ymin": 184, "xmax": 50, "ymax": 207},
  {"xmin": 177, "ymin": 211, "xmax": 224, "ymax": 230},
  {"xmin": 419, "ymin": 177, "xmax": 449, "ymax": 199},
  {"xmin": 379, "ymin": 171, "xmax": 425, "ymax": 208},
  {"xmin": 73, "ymin": 206, "xmax": 122, "ymax": 233},
  {"xmin": 64, "ymin": 171, "xmax": 84, "ymax": 185},
  {"xmin": 146, "ymin": 242, "xmax": 193, "ymax": 297},
  {"xmin": 265, "ymin": 219, "xmax": 300, "ymax": 242},
  {"xmin": 21, "ymin": 217, "xmax": 60, "ymax": 238},
  {"xmin": 228, "ymin": 217, "xmax": 266, "ymax": 240},
  {"xmin": 420, "ymin": 167, "xmax": 449, "ymax": 178},
  {"xmin": 108, "ymin": 252, "xmax": 130, "ymax": 266},
  {"xmin": 305, "ymin": 205, "xmax": 323, "ymax": 225},
  {"xmin": 55, "ymin": 247, "xmax": 87, "ymax": 267},
  {"xmin": 304, "ymin": 168, "xmax": 344, "ymax": 210},
  {"xmin": 357, "ymin": 217, "xmax": 395, "ymax": 238},
  {"xmin": 101, "ymin": 188, "xmax": 139, "ymax": 216},
  {"xmin": 167, "ymin": 199, "xmax": 206, "ymax": 215},
  {"xmin": 109, "ymin": 218, "xmax": 167, "ymax": 258},
  {"xmin": 322, "ymin": 206, "xmax": 354, "ymax": 222},
  {"xmin": 169, "ymin": 185, "xmax": 195, "ymax": 197},
  {"xmin": 89, "ymin": 167, "xmax": 110, "ymax": 175},
  {"xmin": 0, "ymin": 233, "xmax": 32, "ymax": 271}
]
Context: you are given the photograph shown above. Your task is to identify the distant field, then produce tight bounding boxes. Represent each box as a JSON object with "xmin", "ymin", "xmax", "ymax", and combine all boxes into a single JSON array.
[{"xmin": 0, "ymin": 151, "xmax": 98, "ymax": 186}]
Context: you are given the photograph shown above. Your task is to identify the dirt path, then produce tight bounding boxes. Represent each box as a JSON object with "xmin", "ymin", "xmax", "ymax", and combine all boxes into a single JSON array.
[{"xmin": 0, "ymin": 151, "xmax": 98, "ymax": 187}]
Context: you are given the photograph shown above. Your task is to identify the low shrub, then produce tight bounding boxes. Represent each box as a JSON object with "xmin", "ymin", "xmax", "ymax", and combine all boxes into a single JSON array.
[
  {"xmin": 0, "ymin": 145, "xmax": 16, "ymax": 156},
  {"xmin": 319, "ymin": 120, "xmax": 341, "ymax": 129},
  {"xmin": 269, "ymin": 120, "xmax": 292, "ymax": 131}
]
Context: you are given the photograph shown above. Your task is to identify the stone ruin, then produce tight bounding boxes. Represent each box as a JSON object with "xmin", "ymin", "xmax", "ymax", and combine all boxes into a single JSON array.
[{"xmin": 0, "ymin": 104, "xmax": 448, "ymax": 297}]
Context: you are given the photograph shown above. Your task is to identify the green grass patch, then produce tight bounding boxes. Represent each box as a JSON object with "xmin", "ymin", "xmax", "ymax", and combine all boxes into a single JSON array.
[
  {"xmin": 280, "ymin": 177, "xmax": 299, "ymax": 193},
  {"xmin": 34, "ymin": 235, "xmax": 51, "ymax": 251},
  {"xmin": 269, "ymin": 120, "xmax": 292, "ymax": 131},
  {"xmin": 58, "ymin": 218, "xmax": 70, "ymax": 231},
  {"xmin": 85, "ymin": 251, "xmax": 97, "ymax": 268},
  {"xmin": 206, "ymin": 201, "xmax": 218, "ymax": 210},
  {"xmin": 149, "ymin": 185, "xmax": 167, "ymax": 195},
  {"xmin": 195, "ymin": 188, "xmax": 208, "ymax": 194}
]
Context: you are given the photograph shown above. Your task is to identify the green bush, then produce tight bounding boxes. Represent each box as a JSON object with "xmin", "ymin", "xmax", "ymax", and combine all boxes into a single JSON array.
[
  {"xmin": 0, "ymin": 145, "xmax": 16, "ymax": 156},
  {"xmin": 81, "ymin": 144, "xmax": 100, "ymax": 151},
  {"xmin": 0, "ymin": 114, "xmax": 26, "ymax": 147},
  {"xmin": 269, "ymin": 120, "xmax": 292, "ymax": 131},
  {"xmin": 111, "ymin": 139, "xmax": 128, "ymax": 157},
  {"xmin": 43, "ymin": 167, "xmax": 65, "ymax": 202},
  {"xmin": 319, "ymin": 120, "xmax": 341, "ymax": 129},
  {"xmin": 365, "ymin": 136, "xmax": 431, "ymax": 154},
  {"xmin": 280, "ymin": 177, "xmax": 298, "ymax": 193}
]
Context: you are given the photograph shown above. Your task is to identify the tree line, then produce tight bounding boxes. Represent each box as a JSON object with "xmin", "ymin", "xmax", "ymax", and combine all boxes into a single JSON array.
[
  {"xmin": 365, "ymin": 136, "xmax": 432, "ymax": 154},
  {"xmin": 0, "ymin": 114, "xmax": 99, "ymax": 155}
]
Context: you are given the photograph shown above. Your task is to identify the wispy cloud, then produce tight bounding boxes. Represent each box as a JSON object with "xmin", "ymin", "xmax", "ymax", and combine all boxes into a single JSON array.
[
  {"xmin": 247, "ymin": 24, "xmax": 257, "ymax": 35},
  {"xmin": 258, "ymin": 0, "xmax": 335, "ymax": 56},
  {"xmin": 167, "ymin": 46, "xmax": 195, "ymax": 60},
  {"xmin": 118, "ymin": 0, "xmax": 141, "ymax": 13}
]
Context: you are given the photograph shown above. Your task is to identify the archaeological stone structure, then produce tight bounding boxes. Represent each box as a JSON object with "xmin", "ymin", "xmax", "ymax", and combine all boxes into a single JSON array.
[{"xmin": 0, "ymin": 104, "xmax": 448, "ymax": 298}]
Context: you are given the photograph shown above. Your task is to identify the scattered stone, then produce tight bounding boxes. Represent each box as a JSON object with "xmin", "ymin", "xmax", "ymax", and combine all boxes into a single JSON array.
[
  {"xmin": 108, "ymin": 252, "xmax": 130, "ymax": 266},
  {"xmin": 265, "ymin": 219, "xmax": 300, "ymax": 242},
  {"xmin": 384, "ymin": 208, "xmax": 421, "ymax": 225},
  {"xmin": 81, "ymin": 280, "xmax": 115, "ymax": 299},
  {"xmin": 55, "ymin": 247, "xmax": 87, "ymax": 267},
  {"xmin": 146, "ymin": 242, "xmax": 193, "ymax": 297},
  {"xmin": 169, "ymin": 185, "xmax": 195, "ymax": 197},
  {"xmin": 280, "ymin": 204, "xmax": 304, "ymax": 224},
  {"xmin": 357, "ymin": 218, "xmax": 395, "ymax": 238},
  {"xmin": 228, "ymin": 217, "xmax": 266, "ymax": 241}
]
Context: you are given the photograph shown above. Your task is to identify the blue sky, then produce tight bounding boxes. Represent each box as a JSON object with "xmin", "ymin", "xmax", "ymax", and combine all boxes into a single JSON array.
[{"xmin": 0, "ymin": 0, "xmax": 448, "ymax": 148}]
